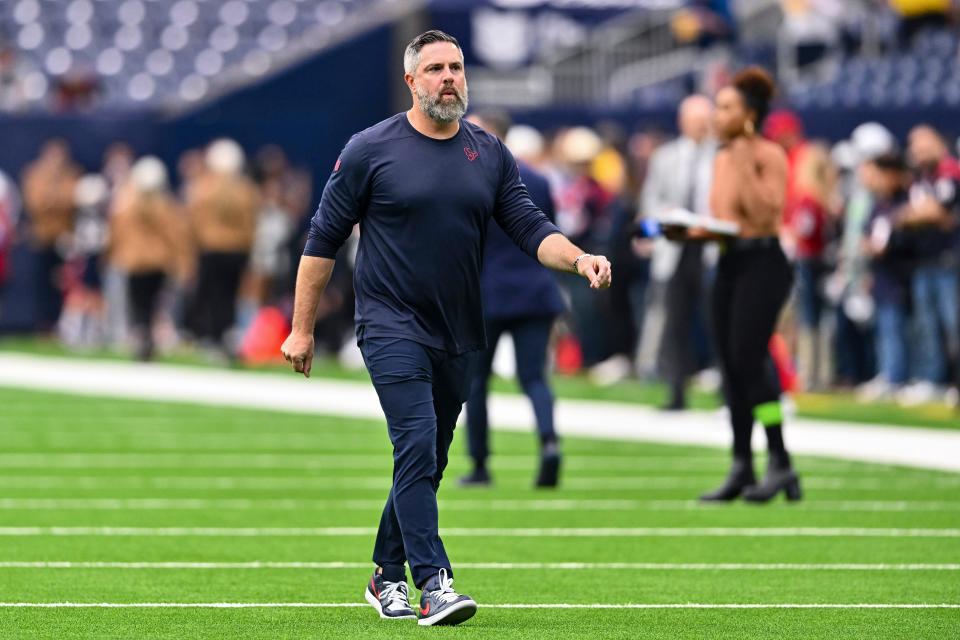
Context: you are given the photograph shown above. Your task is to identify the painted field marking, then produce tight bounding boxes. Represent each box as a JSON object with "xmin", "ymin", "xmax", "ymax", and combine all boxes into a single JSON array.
[
  {"xmin": 0, "ymin": 527, "xmax": 956, "ymax": 538},
  {"xmin": 0, "ymin": 602, "xmax": 957, "ymax": 609},
  {"xmin": 0, "ymin": 562, "xmax": 957, "ymax": 571},
  {"xmin": 0, "ymin": 498, "xmax": 957, "ymax": 513},
  {"xmin": 0, "ymin": 472, "xmax": 957, "ymax": 492}
]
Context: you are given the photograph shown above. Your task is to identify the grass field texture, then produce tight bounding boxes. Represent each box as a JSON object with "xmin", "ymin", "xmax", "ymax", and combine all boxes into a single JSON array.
[
  {"xmin": 3, "ymin": 338, "xmax": 959, "ymax": 431},
  {"xmin": 0, "ymin": 386, "xmax": 957, "ymax": 638}
]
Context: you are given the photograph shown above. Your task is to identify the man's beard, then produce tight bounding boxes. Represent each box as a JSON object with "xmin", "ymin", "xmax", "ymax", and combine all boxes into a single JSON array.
[{"xmin": 415, "ymin": 82, "xmax": 468, "ymax": 124}]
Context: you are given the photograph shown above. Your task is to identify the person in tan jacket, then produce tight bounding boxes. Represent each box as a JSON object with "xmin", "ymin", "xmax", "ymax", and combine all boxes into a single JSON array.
[
  {"xmin": 185, "ymin": 138, "xmax": 259, "ymax": 354},
  {"xmin": 108, "ymin": 156, "xmax": 191, "ymax": 360},
  {"xmin": 21, "ymin": 139, "xmax": 81, "ymax": 330}
]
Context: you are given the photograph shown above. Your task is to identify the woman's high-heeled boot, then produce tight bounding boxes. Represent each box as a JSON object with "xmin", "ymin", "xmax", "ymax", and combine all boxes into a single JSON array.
[
  {"xmin": 742, "ymin": 464, "xmax": 802, "ymax": 503},
  {"xmin": 700, "ymin": 457, "xmax": 756, "ymax": 502}
]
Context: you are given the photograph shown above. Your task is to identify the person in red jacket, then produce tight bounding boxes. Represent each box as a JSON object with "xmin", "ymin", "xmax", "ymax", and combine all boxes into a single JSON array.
[{"xmin": 786, "ymin": 143, "xmax": 838, "ymax": 390}]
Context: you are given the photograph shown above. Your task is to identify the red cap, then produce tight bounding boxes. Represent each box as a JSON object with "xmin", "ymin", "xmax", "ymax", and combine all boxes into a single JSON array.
[{"xmin": 763, "ymin": 110, "xmax": 804, "ymax": 142}]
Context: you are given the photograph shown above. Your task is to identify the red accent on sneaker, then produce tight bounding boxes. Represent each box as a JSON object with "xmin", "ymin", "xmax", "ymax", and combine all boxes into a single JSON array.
[
  {"xmin": 370, "ymin": 577, "xmax": 379, "ymax": 598},
  {"xmin": 420, "ymin": 602, "xmax": 431, "ymax": 616}
]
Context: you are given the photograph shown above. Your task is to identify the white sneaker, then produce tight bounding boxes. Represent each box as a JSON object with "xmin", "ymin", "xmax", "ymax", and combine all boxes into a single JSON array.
[
  {"xmin": 693, "ymin": 367, "xmax": 722, "ymax": 393},
  {"xmin": 896, "ymin": 381, "xmax": 942, "ymax": 407},
  {"xmin": 945, "ymin": 387, "xmax": 959, "ymax": 409},
  {"xmin": 588, "ymin": 355, "xmax": 632, "ymax": 386},
  {"xmin": 856, "ymin": 376, "xmax": 895, "ymax": 403}
]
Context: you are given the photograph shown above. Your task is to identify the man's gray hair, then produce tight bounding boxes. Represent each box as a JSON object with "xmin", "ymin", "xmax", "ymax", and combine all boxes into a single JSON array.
[{"xmin": 403, "ymin": 30, "xmax": 462, "ymax": 75}]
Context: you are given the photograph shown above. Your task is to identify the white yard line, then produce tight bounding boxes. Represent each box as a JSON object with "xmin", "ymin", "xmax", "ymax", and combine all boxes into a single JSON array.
[
  {"xmin": 0, "ymin": 498, "xmax": 957, "ymax": 512},
  {"xmin": 0, "ymin": 561, "xmax": 957, "ymax": 571},
  {"xmin": 0, "ymin": 453, "xmax": 917, "ymax": 474},
  {"xmin": 1, "ymin": 353, "xmax": 959, "ymax": 472},
  {"xmin": 0, "ymin": 474, "xmax": 955, "ymax": 493},
  {"xmin": 564, "ymin": 477, "xmax": 960, "ymax": 489},
  {"xmin": 0, "ymin": 527, "xmax": 956, "ymax": 537},
  {"xmin": 0, "ymin": 602, "xmax": 956, "ymax": 609}
]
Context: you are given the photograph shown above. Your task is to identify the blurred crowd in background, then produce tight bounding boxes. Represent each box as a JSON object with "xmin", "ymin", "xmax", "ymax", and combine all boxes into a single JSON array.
[
  {"xmin": 0, "ymin": 138, "xmax": 324, "ymax": 363},
  {"xmin": 1, "ymin": 103, "xmax": 958, "ymax": 410},
  {"xmin": 0, "ymin": 0, "xmax": 958, "ymax": 410}
]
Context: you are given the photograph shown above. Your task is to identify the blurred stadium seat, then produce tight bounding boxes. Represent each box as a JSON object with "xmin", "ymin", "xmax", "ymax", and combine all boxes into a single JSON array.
[{"xmin": 0, "ymin": 0, "xmax": 405, "ymax": 108}]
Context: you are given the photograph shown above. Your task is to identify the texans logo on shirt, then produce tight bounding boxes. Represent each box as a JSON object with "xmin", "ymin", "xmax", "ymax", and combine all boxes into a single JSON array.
[{"xmin": 464, "ymin": 147, "xmax": 478, "ymax": 162}]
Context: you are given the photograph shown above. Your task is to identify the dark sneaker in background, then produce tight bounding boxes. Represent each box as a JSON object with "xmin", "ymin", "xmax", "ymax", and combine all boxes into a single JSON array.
[
  {"xmin": 417, "ymin": 568, "xmax": 477, "ymax": 626},
  {"xmin": 535, "ymin": 442, "xmax": 562, "ymax": 488},
  {"xmin": 458, "ymin": 466, "xmax": 491, "ymax": 487}
]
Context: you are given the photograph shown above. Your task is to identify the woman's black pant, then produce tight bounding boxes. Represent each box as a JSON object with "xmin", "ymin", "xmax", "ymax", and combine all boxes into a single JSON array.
[
  {"xmin": 128, "ymin": 271, "xmax": 166, "ymax": 360},
  {"xmin": 712, "ymin": 242, "xmax": 793, "ymax": 460},
  {"xmin": 192, "ymin": 251, "xmax": 247, "ymax": 345}
]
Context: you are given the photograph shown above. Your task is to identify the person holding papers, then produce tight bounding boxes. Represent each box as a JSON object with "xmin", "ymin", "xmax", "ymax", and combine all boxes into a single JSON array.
[{"xmin": 664, "ymin": 67, "xmax": 801, "ymax": 503}]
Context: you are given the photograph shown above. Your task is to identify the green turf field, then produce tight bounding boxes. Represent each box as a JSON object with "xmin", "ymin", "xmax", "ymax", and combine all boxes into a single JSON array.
[
  {"xmin": 0, "ymin": 386, "xmax": 957, "ymax": 638},
  {"xmin": 4, "ymin": 339, "xmax": 959, "ymax": 430}
]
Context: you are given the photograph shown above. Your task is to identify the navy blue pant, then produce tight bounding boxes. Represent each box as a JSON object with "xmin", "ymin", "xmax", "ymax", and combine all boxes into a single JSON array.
[
  {"xmin": 465, "ymin": 315, "xmax": 557, "ymax": 465},
  {"xmin": 360, "ymin": 336, "xmax": 477, "ymax": 588}
]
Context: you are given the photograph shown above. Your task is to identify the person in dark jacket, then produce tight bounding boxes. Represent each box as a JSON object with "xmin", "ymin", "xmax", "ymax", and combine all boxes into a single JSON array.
[
  {"xmin": 862, "ymin": 152, "xmax": 917, "ymax": 396},
  {"xmin": 459, "ymin": 111, "xmax": 567, "ymax": 488}
]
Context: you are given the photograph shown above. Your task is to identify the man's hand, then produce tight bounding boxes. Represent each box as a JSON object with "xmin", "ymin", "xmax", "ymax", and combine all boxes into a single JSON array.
[
  {"xmin": 577, "ymin": 254, "xmax": 612, "ymax": 289},
  {"xmin": 280, "ymin": 331, "xmax": 315, "ymax": 378}
]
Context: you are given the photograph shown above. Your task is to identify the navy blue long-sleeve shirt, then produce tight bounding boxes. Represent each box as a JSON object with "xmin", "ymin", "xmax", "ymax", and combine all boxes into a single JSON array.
[
  {"xmin": 481, "ymin": 161, "xmax": 565, "ymax": 320},
  {"xmin": 304, "ymin": 113, "xmax": 561, "ymax": 354}
]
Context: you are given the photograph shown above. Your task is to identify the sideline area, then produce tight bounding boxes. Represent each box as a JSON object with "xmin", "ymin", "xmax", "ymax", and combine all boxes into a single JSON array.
[{"xmin": 1, "ymin": 353, "xmax": 958, "ymax": 473}]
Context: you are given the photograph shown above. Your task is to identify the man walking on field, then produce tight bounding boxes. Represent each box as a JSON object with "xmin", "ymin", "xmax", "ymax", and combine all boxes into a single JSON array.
[{"xmin": 280, "ymin": 30, "xmax": 612, "ymax": 626}]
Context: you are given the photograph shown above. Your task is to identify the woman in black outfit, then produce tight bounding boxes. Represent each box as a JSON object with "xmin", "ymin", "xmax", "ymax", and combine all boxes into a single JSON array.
[{"xmin": 675, "ymin": 67, "xmax": 801, "ymax": 502}]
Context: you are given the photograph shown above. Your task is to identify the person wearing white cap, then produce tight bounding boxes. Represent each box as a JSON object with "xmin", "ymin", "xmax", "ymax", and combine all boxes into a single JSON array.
[
  {"xmin": 108, "ymin": 157, "xmax": 191, "ymax": 360},
  {"xmin": 185, "ymin": 138, "xmax": 260, "ymax": 357},
  {"xmin": 830, "ymin": 123, "xmax": 896, "ymax": 390}
]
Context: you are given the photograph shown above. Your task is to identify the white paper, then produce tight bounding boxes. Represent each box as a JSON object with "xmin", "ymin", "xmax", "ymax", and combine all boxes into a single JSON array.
[{"xmin": 653, "ymin": 207, "xmax": 741, "ymax": 236}]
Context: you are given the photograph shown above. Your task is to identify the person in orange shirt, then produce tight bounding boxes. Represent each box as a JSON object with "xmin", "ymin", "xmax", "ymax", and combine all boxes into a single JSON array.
[
  {"xmin": 21, "ymin": 139, "xmax": 81, "ymax": 331},
  {"xmin": 185, "ymin": 139, "xmax": 260, "ymax": 357},
  {"xmin": 108, "ymin": 157, "xmax": 191, "ymax": 361}
]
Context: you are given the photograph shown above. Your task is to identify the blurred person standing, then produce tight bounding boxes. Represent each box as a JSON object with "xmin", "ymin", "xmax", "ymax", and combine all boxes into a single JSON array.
[
  {"xmin": 460, "ymin": 111, "xmax": 566, "ymax": 489},
  {"xmin": 57, "ymin": 174, "xmax": 110, "ymax": 349},
  {"xmin": 860, "ymin": 152, "xmax": 915, "ymax": 400},
  {"xmin": 553, "ymin": 127, "xmax": 615, "ymax": 368},
  {"xmin": 279, "ymin": 30, "xmax": 611, "ymax": 626},
  {"xmin": 108, "ymin": 157, "xmax": 191, "ymax": 361},
  {"xmin": 99, "ymin": 143, "xmax": 136, "ymax": 349},
  {"xmin": 21, "ymin": 140, "xmax": 81, "ymax": 332},
  {"xmin": 669, "ymin": 68, "xmax": 800, "ymax": 503},
  {"xmin": 250, "ymin": 146, "xmax": 313, "ymax": 306},
  {"xmin": 788, "ymin": 143, "xmax": 838, "ymax": 390},
  {"xmin": 590, "ymin": 123, "xmax": 651, "ymax": 386},
  {"xmin": 762, "ymin": 110, "xmax": 809, "ymax": 248},
  {"xmin": 896, "ymin": 125, "xmax": 960, "ymax": 405},
  {"xmin": 177, "ymin": 149, "xmax": 206, "ymax": 200},
  {"xmin": 186, "ymin": 139, "xmax": 259, "ymax": 358},
  {"xmin": 829, "ymin": 123, "xmax": 896, "ymax": 388},
  {"xmin": 640, "ymin": 95, "xmax": 717, "ymax": 410}
]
